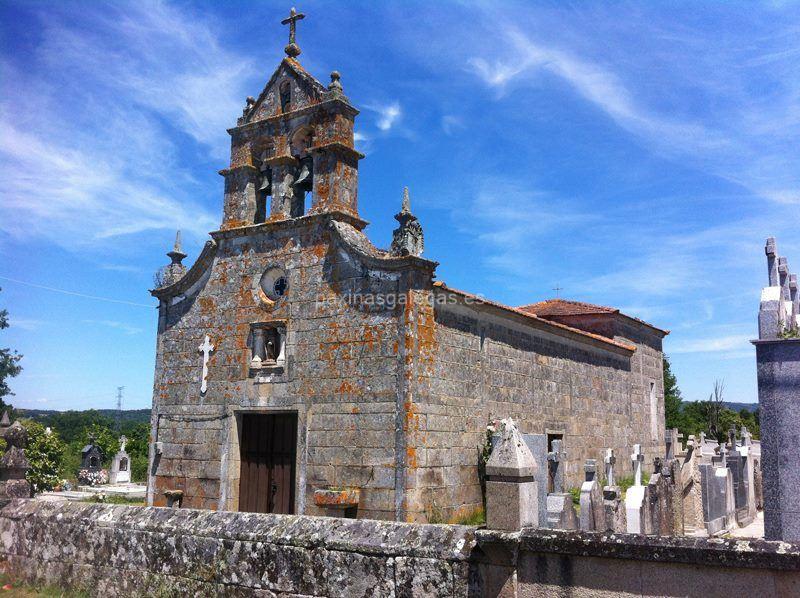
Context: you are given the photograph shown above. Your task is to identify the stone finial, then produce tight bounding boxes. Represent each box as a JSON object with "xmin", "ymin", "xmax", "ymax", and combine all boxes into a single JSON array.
[
  {"xmin": 242, "ymin": 96, "xmax": 256, "ymax": 116},
  {"xmin": 328, "ymin": 71, "xmax": 342, "ymax": 93},
  {"xmin": 485, "ymin": 418, "xmax": 537, "ymax": 478},
  {"xmin": 766, "ymin": 237, "xmax": 779, "ymax": 286},
  {"xmin": 156, "ymin": 231, "xmax": 188, "ymax": 288},
  {"xmin": 390, "ymin": 187, "xmax": 424, "ymax": 257}
]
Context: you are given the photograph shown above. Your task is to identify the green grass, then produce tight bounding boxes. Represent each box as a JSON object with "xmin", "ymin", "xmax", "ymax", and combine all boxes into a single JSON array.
[
  {"xmin": 450, "ymin": 507, "xmax": 486, "ymax": 526},
  {"xmin": 81, "ymin": 494, "xmax": 145, "ymax": 506},
  {"xmin": 0, "ymin": 574, "xmax": 89, "ymax": 597}
]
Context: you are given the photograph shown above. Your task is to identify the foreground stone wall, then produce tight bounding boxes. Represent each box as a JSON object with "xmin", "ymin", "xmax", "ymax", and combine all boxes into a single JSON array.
[
  {"xmin": 3, "ymin": 500, "xmax": 798, "ymax": 598},
  {"xmin": 0, "ymin": 500, "xmax": 476, "ymax": 597}
]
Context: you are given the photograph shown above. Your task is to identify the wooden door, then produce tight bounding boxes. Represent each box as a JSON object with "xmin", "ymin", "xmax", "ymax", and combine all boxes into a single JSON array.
[{"xmin": 238, "ymin": 413, "xmax": 297, "ymax": 514}]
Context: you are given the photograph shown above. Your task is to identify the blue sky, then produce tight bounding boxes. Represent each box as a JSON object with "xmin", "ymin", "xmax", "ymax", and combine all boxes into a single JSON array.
[{"xmin": 1, "ymin": 1, "xmax": 798, "ymax": 411}]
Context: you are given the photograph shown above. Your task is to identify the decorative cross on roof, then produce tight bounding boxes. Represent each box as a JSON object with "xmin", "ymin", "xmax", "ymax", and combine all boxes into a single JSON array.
[
  {"xmin": 281, "ymin": 7, "xmax": 306, "ymax": 58},
  {"xmin": 552, "ymin": 285, "xmax": 563, "ymax": 297}
]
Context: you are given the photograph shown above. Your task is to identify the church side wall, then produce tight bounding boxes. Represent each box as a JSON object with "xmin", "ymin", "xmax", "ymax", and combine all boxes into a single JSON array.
[
  {"xmin": 149, "ymin": 220, "xmax": 405, "ymax": 519},
  {"xmin": 407, "ymin": 302, "xmax": 660, "ymax": 521}
]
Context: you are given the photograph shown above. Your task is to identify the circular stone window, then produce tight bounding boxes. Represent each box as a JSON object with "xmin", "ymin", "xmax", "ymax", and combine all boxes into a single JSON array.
[{"xmin": 258, "ymin": 267, "xmax": 288, "ymax": 303}]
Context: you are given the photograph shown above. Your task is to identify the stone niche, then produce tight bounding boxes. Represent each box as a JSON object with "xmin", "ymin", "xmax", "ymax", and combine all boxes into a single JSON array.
[{"xmin": 248, "ymin": 321, "xmax": 287, "ymax": 380}]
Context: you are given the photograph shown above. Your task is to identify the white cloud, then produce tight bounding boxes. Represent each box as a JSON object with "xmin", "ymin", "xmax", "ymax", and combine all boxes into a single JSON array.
[
  {"xmin": 0, "ymin": 2, "xmax": 248, "ymax": 247},
  {"xmin": 441, "ymin": 115, "xmax": 464, "ymax": 135},
  {"xmin": 371, "ymin": 101, "xmax": 402, "ymax": 131},
  {"xmin": 83, "ymin": 319, "xmax": 143, "ymax": 336},
  {"xmin": 467, "ymin": 18, "xmax": 800, "ymax": 206},
  {"xmin": 9, "ymin": 318, "xmax": 46, "ymax": 331},
  {"xmin": 669, "ymin": 334, "xmax": 753, "ymax": 354}
]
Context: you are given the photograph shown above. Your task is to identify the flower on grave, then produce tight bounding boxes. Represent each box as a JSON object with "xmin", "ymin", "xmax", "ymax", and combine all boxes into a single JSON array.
[{"xmin": 77, "ymin": 468, "xmax": 109, "ymax": 486}]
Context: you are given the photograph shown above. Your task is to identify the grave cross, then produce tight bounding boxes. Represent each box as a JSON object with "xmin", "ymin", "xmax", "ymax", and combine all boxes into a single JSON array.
[
  {"xmin": 604, "ymin": 448, "xmax": 616, "ymax": 486},
  {"xmin": 631, "ymin": 444, "xmax": 644, "ymax": 487},
  {"xmin": 741, "ymin": 426, "xmax": 752, "ymax": 447},
  {"xmin": 198, "ymin": 334, "xmax": 215, "ymax": 394}
]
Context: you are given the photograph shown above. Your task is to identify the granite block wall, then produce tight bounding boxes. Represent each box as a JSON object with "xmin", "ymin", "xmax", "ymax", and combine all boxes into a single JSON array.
[{"xmin": 2, "ymin": 501, "xmax": 797, "ymax": 598}]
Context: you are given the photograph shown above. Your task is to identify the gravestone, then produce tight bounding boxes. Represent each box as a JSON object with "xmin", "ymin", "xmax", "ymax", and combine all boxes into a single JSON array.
[
  {"xmin": 485, "ymin": 418, "xmax": 539, "ymax": 531},
  {"xmin": 729, "ymin": 443, "xmax": 757, "ymax": 526},
  {"xmin": 699, "ymin": 459, "xmax": 736, "ymax": 536},
  {"xmin": 646, "ymin": 456, "xmax": 676, "ymax": 535},
  {"xmin": 579, "ymin": 459, "xmax": 604, "ymax": 531},
  {"xmin": 545, "ymin": 440, "xmax": 578, "ymax": 530},
  {"xmin": 680, "ymin": 435, "xmax": 704, "ymax": 534},
  {"xmin": 625, "ymin": 444, "xmax": 649, "ymax": 534},
  {"xmin": 520, "ymin": 433, "xmax": 548, "ymax": 527},
  {"xmin": 665, "ymin": 428, "xmax": 683, "ymax": 461},
  {"xmin": 602, "ymin": 448, "xmax": 626, "ymax": 532},
  {"xmin": 109, "ymin": 436, "xmax": 131, "ymax": 485}
]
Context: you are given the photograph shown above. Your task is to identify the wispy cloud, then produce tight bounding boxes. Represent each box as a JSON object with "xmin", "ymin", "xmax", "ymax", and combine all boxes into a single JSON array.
[
  {"xmin": 441, "ymin": 115, "xmax": 464, "ymax": 135},
  {"xmin": 467, "ymin": 15, "xmax": 800, "ymax": 206},
  {"xmin": 83, "ymin": 319, "xmax": 142, "ymax": 335},
  {"xmin": 9, "ymin": 318, "xmax": 46, "ymax": 332},
  {"xmin": 0, "ymin": 1, "xmax": 248, "ymax": 247},
  {"xmin": 368, "ymin": 101, "xmax": 402, "ymax": 131},
  {"xmin": 669, "ymin": 334, "xmax": 753, "ymax": 355}
]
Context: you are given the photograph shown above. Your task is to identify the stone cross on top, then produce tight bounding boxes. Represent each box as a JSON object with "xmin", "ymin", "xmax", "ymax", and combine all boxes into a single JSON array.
[
  {"xmin": 604, "ymin": 448, "xmax": 616, "ymax": 486},
  {"xmin": 198, "ymin": 334, "xmax": 214, "ymax": 394},
  {"xmin": 281, "ymin": 7, "xmax": 306, "ymax": 58},
  {"xmin": 631, "ymin": 444, "xmax": 644, "ymax": 487}
]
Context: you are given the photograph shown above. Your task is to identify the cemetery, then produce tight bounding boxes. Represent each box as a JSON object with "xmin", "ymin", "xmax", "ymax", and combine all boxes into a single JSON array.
[{"xmin": 0, "ymin": 5, "xmax": 798, "ymax": 597}]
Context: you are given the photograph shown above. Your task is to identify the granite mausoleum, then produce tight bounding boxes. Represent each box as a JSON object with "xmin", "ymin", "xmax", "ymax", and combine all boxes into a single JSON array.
[{"xmin": 147, "ymin": 10, "xmax": 668, "ymax": 521}]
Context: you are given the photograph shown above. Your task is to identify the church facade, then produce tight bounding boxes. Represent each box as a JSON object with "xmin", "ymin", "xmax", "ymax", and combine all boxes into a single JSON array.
[{"xmin": 148, "ymin": 13, "xmax": 667, "ymax": 522}]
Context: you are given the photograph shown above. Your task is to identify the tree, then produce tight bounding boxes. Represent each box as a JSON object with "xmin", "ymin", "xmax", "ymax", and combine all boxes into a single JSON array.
[
  {"xmin": 0, "ymin": 288, "xmax": 23, "ymax": 413},
  {"xmin": 663, "ymin": 356, "xmax": 683, "ymax": 431},
  {"xmin": 706, "ymin": 379, "xmax": 725, "ymax": 440},
  {"xmin": 23, "ymin": 420, "xmax": 66, "ymax": 492}
]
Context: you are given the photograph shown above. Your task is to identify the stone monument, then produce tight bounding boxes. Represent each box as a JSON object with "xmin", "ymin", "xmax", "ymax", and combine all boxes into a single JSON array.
[
  {"xmin": 0, "ymin": 415, "xmax": 31, "ymax": 502},
  {"xmin": 752, "ymin": 237, "xmax": 800, "ymax": 541},
  {"xmin": 485, "ymin": 418, "xmax": 539, "ymax": 531},
  {"xmin": 109, "ymin": 435, "xmax": 131, "ymax": 485},
  {"xmin": 545, "ymin": 440, "xmax": 578, "ymax": 530}
]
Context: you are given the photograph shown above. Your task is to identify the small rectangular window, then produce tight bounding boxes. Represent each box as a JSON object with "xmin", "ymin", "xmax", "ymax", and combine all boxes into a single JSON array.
[{"xmin": 649, "ymin": 381, "xmax": 658, "ymax": 440}]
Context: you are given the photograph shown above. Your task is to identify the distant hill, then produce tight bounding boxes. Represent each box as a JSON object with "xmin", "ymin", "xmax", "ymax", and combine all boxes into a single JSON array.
[
  {"xmin": 18, "ymin": 408, "xmax": 151, "ymax": 424},
  {"xmin": 722, "ymin": 402, "xmax": 758, "ymax": 413}
]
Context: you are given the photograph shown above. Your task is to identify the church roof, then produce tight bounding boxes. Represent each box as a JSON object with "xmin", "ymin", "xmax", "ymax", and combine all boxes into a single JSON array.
[
  {"xmin": 518, "ymin": 298, "xmax": 669, "ymax": 336},
  {"xmin": 432, "ymin": 282, "xmax": 637, "ymax": 354},
  {"xmin": 518, "ymin": 299, "xmax": 618, "ymax": 317}
]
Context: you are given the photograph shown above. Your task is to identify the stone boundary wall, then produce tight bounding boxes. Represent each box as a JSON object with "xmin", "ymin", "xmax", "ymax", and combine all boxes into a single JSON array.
[{"xmin": 2, "ymin": 500, "xmax": 799, "ymax": 597}]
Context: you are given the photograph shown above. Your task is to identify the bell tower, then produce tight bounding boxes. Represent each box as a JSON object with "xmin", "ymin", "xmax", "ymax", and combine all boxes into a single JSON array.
[{"xmin": 219, "ymin": 8, "xmax": 364, "ymax": 230}]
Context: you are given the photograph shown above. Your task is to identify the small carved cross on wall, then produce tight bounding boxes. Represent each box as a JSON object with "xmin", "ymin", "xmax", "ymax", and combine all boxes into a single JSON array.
[{"xmin": 198, "ymin": 334, "xmax": 214, "ymax": 394}]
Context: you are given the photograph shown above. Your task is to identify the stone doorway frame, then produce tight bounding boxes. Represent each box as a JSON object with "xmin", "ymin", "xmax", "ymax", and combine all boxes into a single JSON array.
[{"xmin": 219, "ymin": 406, "xmax": 307, "ymax": 514}]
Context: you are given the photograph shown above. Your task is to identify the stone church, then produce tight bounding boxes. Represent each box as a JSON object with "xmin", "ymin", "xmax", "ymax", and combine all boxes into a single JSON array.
[{"xmin": 148, "ymin": 10, "xmax": 668, "ymax": 522}]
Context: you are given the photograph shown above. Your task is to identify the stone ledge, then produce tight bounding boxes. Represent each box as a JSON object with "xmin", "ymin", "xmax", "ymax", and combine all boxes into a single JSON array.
[
  {"xmin": 476, "ymin": 527, "xmax": 800, "ymax": 571},
  {"xmin": 0, "ymin": 499, "xmax": 475, "ymax": 562}
]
